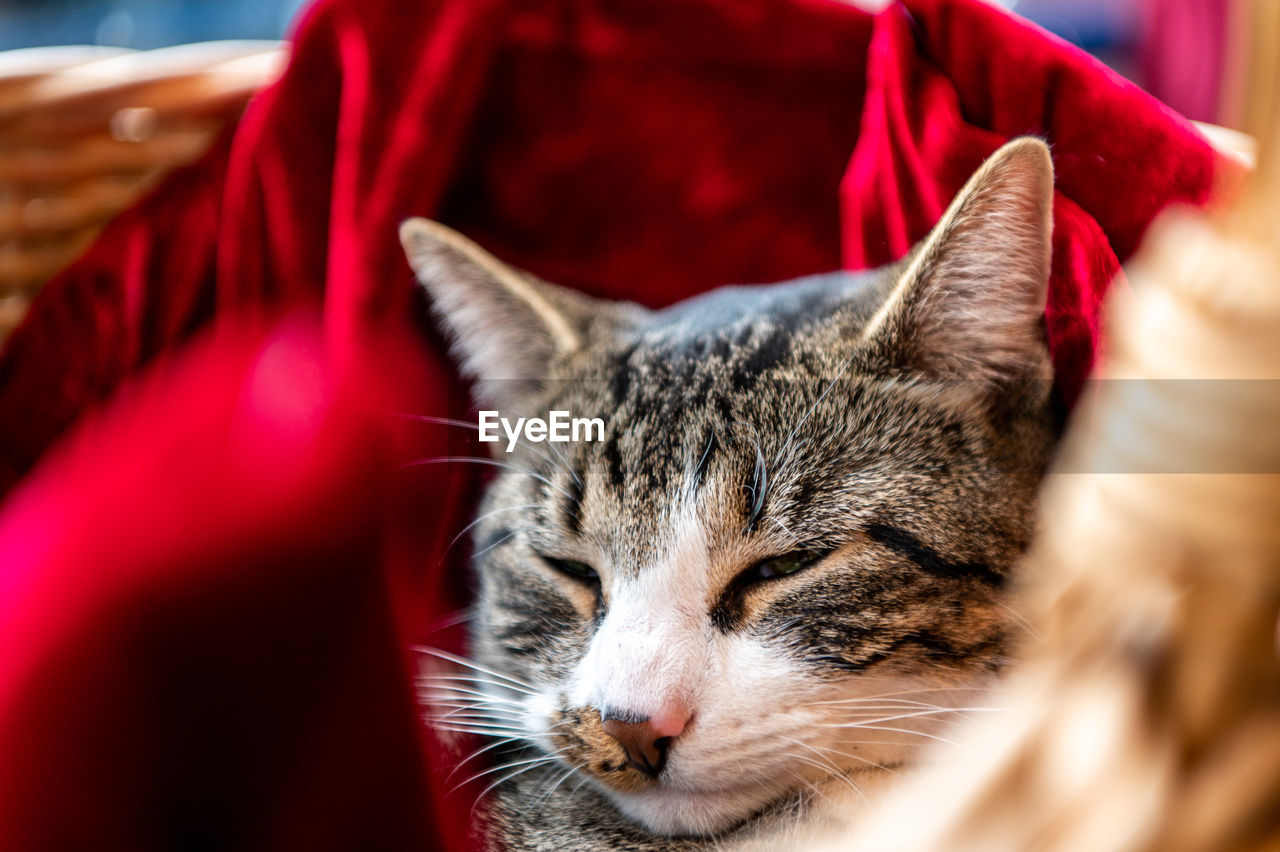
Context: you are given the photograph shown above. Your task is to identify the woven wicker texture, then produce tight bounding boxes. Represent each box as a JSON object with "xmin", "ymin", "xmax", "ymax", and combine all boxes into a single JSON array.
[{"xmin": 0, "ymin": 40, "xmax": 287, "ymax": 340}]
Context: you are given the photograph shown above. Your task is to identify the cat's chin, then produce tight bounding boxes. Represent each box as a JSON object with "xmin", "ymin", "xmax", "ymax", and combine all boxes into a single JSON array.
[{"xmin": 603, "ymin": 781, "xmax": 785, "ymax": 837}]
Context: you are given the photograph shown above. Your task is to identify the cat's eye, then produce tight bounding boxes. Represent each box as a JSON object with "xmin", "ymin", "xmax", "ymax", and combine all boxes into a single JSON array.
[
  {"xmin": 541, "ymin": 556, "xmax": 599, "ymax": 583},
  {"xmin": 747, "ymin": 549, "xmax": 828, "ymax": 582}
]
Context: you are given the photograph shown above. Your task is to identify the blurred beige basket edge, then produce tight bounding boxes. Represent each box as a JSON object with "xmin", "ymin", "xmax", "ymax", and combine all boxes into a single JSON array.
[{"xmin": 0, "ymin": 40, "xmax": 289, "ymax": 341}]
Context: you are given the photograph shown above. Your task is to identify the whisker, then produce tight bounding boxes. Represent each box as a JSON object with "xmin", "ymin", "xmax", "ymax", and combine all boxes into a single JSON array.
[
  {"xmin": 995, "ymin": 600, "xmax": 1043, "ymax": 642},
  {"xmin": 808, "ymin": 696, "xmax": 955, "ymax": 709},
  {"xmin": 828, "ymin": 738, "xmax": 934, "ymax": 749},
  {"xmin": 422, "ymin": 703, "xmax": 523, "ymax": 725},
  {"xmin": 540, "ymin": 435, "xmax": 583, "ymax": 488},
  {"xmin": 559, "ymin": 769, "xmax": 598, "ymax": 810},
  {"xmin": 444, "ymin": 733, "xmax": 531, "ymax": 783},
  {"xmin": 425, "ymin": 700, "xmax": 523, "ymax": 722},
  {"xmin": 473, "ymin": 530, "xmax": 515, "ymax": 558},
  {"xmin": 412, "ymin": 648, "xmax": 540, "ymax": 696},
  {"xmin": 764, "ymin": 515, "xmax": 804, "ymax": 548},
  {"xmin": 819, "ymin": 684, "xmax": 997, "ymax": 702},
  {"xmin": 420, "ymin": 608, "xmax": 476, "ymax": 634},
  {"xmin": 441, "ymin": 503, "xmax": 540, "ymax": 562},
  {"xmin": 785, "ymin": 766, "xmax": 833, "ymax": 807},
  {"xmin": 823, "ymin": 707, "xmax": 1002, "ymax": 726},
  {"xmin": 425, "ymin": 713, "xmax": 527, "ymax": 731},
  {"xmin": 530, "ymin": 761, "xmax": 584, "ymax": 812},
  {"xmin": 471, "ymin": 751, "xmax": 570, "ymax": 804},
  {"xmin": 420, "ymin": 696, "xmax": 523, "ymax": 719},
  {"xmin": 783, "ymin": 751, "xmax": 873, "ymax": 809},
  {"xmin": 400, "ymin": 413, "xmax": 577, "ymax": 485},
  {"xmin": 456, "ymin": 746, "xmax": 575, "ymax": 789},
  {"xmin": 419, "ymin": 677, "xmax": 531, "ymax": 704},
  {"xmin": 428, "ymin": 716, "xmax": 528, "ymax": 732},
  {"xmin": 400, "ymin": 456, "xmax": 574, "ymax": 500},
  {"xmin": 427, "ymin": 696, "xmax": 517, "ymax": 712},
  {"xmin": 692, "ymin": 434, "xmax": 715, "ymax": 481},
  {"xmin": 779, "ymin": 734, "xmax": 897, "ymax": 777},
  {"xmin": 822, "ymin": 723, "xmax": 970, "ymax": 751},
  {"xmin": 422, "ymin": 704, "xmax": 528, "ymax": 726},
  {"xmin": 813, "ymin": 701, "xmax": 978, "ymax": 713},
  {"xmin": 429, "ymin": 710, "xmax": 524, "ymax": 731},
  {"xmin": 420, "ymin": 688, "xmax": 521, "ymax": 708},
  {"xmin": 395, "ymin": 414, "xmax": 482, "ymax": 433},
  {"xmin": 729, "ymin": 420, "xmax": 770, "ymax": 532},
  {"xmin": 477, "ymin": 402, "xmax": 580, "ymax": 483},
  {"xmin": 420, "ymin": 674, "xmax": 527, "ymax": 692},
  {"xmin": 814, "ymin": 701, "xmax": 1005, "ymax": 728}
]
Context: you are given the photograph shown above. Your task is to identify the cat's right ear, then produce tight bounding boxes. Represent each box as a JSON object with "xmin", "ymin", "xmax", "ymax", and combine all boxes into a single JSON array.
[
  {"xmin": 400, "ymin": 218, "xmax": 581, "ymax": 407},
  {"xmin": 861, "ymin": 138, "xmax": 1055, "ymax": 396}
]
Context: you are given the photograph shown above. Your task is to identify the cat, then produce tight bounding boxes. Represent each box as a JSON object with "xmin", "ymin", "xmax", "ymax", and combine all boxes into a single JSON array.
[{"xmin": 402, "ymin": 137, "xmax": 1057, "ymax": 851}]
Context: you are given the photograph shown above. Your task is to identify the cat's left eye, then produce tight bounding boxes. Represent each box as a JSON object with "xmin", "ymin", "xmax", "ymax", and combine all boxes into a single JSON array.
[
  {"xmin": 747, "ymin": 549, "xmax": 829, "ymax": 582},
  {"xmin": 541, "ymin": 556, "xmax": 600, "ymax": 583}
]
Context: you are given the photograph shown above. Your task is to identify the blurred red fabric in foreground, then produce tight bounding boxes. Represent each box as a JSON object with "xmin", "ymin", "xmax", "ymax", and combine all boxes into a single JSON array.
[
  {"xmin": 0, "ymin": 0, "xmax": 1230, "ymax": 849},
  {"xmin": 0, "ymin": 319, "xmax": 477, "ymax": 849}
]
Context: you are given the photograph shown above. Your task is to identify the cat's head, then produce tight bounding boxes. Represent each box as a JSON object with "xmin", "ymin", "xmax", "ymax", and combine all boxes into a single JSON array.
[{"xmin": 404, "ymin": 138, "xmax": 1057, "ymax": 836}]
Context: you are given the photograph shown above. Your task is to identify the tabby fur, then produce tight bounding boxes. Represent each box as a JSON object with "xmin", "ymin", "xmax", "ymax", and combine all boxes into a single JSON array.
[{"xmin": 403, "ymin": 138, "xmax": 1058, "ymax": 850}]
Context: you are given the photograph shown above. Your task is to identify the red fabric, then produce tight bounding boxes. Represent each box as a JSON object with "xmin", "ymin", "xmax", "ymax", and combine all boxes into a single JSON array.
[
  {"xmin": 0, "ymin": 0, "xmax": 1232, "ymax": 849},
  {"xmin": 0, "ymin": 318, "xmax": 481, "ymax": 850}
]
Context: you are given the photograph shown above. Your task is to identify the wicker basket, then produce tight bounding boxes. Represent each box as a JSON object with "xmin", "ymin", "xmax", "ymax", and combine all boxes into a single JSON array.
[{"xmin": 0, "ymin": 40, "xmax": 287, "ymax": 341}]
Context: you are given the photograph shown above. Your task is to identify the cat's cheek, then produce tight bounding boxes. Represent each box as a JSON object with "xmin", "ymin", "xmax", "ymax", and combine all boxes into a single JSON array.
[{"xmin": 524, "ymin": 688, "xmax": 571, "ymax": 752}]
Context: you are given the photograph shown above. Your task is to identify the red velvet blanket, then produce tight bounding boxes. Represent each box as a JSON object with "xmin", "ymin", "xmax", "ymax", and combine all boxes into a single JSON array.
[{"xmin": 0, "ymin": 0, "xmax": 1229, "ymax": 848}]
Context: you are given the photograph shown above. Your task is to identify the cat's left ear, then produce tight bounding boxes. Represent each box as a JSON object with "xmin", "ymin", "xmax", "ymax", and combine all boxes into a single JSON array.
[
  {"xmin": 400, "ymin": 218, "xmax": 585, "ymax": 408},
  {"xmin": 863, "ymin": 137, "xmax": 1055, "ymax": 392}
]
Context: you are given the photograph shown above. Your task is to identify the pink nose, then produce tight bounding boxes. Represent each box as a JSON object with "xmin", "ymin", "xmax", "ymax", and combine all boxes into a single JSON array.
[{"xmin": 601, "ymin": 708, "xmax": 690, "ymax": 777}]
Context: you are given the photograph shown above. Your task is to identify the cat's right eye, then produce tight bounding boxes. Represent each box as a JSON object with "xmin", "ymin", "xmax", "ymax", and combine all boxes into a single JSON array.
[
  {"xmin": 540, "ymin": 555, "xmax": 600, "ymax": 583},
  {"xmin": 744, "ymin": 549, "xmax": 829, "ymax": 583}
]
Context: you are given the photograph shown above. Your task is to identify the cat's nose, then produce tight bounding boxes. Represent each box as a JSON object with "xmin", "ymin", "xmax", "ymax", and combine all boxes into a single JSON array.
[{"xmin": 600, "ymin": 709, "xmax": 689, "ymax": 777}]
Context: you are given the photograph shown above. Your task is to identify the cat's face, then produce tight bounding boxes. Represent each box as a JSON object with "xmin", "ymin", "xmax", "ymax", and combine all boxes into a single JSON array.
[{"xmin": 405, "ymin": 139, "xmax": 1057, "ymax": 836}]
